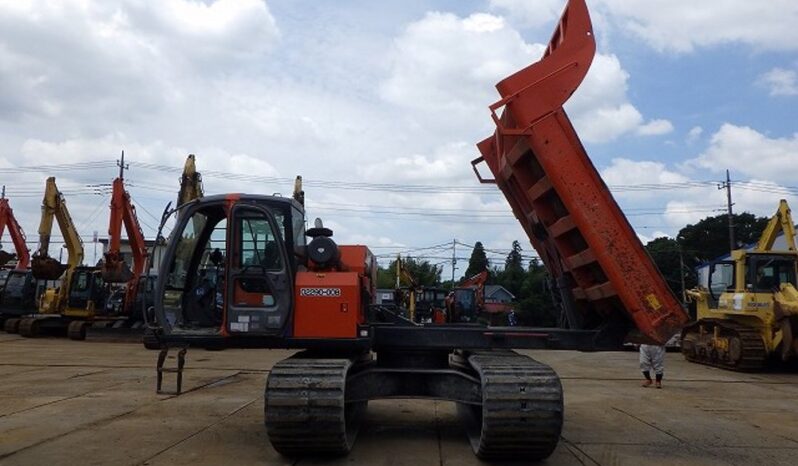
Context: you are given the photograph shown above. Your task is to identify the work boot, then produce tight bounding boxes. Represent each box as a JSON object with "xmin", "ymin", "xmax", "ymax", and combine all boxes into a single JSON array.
[
  {"xmin": 641, "ymin": 379, "xmax": 652, "ymax": 388},
  {"xmin": 655, "ymin": 380, "xmax": 662, "ymax": 389}
]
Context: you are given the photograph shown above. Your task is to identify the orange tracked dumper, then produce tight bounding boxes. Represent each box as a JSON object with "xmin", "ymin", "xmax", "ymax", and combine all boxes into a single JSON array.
[{"xmin": 472, "ymin": 0, "xmax": 687, "ymax": 343}]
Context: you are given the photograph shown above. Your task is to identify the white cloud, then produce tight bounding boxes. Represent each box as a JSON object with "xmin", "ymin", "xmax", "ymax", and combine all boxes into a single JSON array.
[
  {"xmin": 686, "ymin": 126, "xmax": 703, "ymax": 143},
  {"xmin": 379, "ymin": 12, "xmax": 541, "ymax": 116},
  {"xmin": 758, "ymin": 67, "xmax": 798, "ymax": 96},
  {"xmin": 491, "ymin": 0, "xmax": 798, "ymax": 53},
  {"xmin": 637, "ymin": 119, "xmax": 674, "ymax": 136},
  {"xmin": 487, "ymin": 0, "xmax": 564, "ymax": 28},
  {"xmin": 381, "ymin": 14, "xmax": 665, "ymax": 144},
  {"xmin": 689, "ymin": 124, "xmax": 798, "ymax": 184},
  {"xmin": 598, "ymin": 0, "xmax": 798, "ymax": 53}
]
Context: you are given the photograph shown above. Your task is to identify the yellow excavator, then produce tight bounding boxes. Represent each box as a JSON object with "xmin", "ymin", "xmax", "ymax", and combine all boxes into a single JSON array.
[
  {"xmin": 16, "ymin": 177, "xmax": 97, "ymax": 337},
  {"xmin": 683, "ymin": 200, "xmax": 798, "ymax": 370}
]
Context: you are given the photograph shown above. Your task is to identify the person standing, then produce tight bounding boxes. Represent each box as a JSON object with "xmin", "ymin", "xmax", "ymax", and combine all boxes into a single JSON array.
[{"xmin": 639, "ymin": 344, "xmax": 665, "ymax": 388}]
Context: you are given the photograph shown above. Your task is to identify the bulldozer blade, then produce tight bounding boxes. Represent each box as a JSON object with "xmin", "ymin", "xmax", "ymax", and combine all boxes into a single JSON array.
[
  {"xmin": 31, "ymin": 256, "xmax": 68, "ymax": 280},
  {"xmin": 0, "ymin": 250, "xmax": 14, "ymax": 267},
  {"xmin": 102, "ymin": 259, "xmax": 133, "ymax": 283}
]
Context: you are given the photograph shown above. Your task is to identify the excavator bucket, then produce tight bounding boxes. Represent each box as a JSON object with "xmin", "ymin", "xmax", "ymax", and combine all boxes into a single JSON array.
[
  {"xmin": 0, "ymin": 250, "xmax": 15, "ymax": 267},
  {"xmin": 101, "ymin": 254, "xmax": 133, "ymax": 283},
  {"xmin": 31, "ymin": 255, "xmax": 68, "ymax": 281},
  {"xmin": 473, "ymin": 0, "xmax": 688, "ymax": 344}
]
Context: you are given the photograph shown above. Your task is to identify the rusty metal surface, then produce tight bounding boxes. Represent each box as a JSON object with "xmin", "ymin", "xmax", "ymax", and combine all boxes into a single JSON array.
[{"xmin": 473, "ymin": 0, "xmax": 687, "ymax": 344}]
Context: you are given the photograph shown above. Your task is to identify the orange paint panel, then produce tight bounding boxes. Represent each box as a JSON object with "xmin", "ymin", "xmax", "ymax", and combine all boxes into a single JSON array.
[{"xmin": 293, "ymin": 271, "xmax": 362, "ymax": 339}]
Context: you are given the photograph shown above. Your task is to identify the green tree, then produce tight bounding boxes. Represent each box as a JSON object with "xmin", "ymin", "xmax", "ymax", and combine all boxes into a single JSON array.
[
  {"xmin": 376, "ymin": 265, "xmax": 395, "ymax": 289},
  {"xmin": 676, "ymin": 212, "xmax": 768, "ymax": 263},
  {"xmin": 464, "ymin": 241, "xmax": 489, "ymax": 279},
  {"xmin": 515, "ymin": 258, "xmax": 558, "ymax": 326},
  {"xmin": 380, "ymin": 256, "xmax": 442, "ymax": 288},
  {"xmin": 644, "ymin": 237, "xmax": 696, "ymax": 297},
  {"xmin": 497, "ymin": 240, "xmax": 525, "ymax": 297}
]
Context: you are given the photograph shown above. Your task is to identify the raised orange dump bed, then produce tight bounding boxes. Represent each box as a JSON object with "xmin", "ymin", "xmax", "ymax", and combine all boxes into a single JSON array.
[{"xmin": 472, "ymin": 0, "xmax": 687, "ymax": 344}]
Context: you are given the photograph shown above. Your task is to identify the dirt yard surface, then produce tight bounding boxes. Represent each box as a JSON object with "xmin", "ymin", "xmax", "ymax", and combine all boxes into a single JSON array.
[{"xmin": 1, "ymin": 333, "xmax": 796, "ymax": 465}]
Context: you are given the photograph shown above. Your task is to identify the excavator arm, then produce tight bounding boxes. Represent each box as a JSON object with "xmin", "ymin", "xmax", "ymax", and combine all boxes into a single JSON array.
[
  {"xmin": 176, "ymin": 154, "xmax": 204, "ymax": 215},
  {"xmin": 0, "ymin": 187, "xmax": 30, "ymax": 270},
  {"xmin": 472, "ymin": 0, "xmax": 688, "ymax": 344},
  {"xmin": 459, "ymin": 271, "xmax": 488, "ymax": 307},
  {"xmin": 31, "ymin": 177, "xmax": 85, "ymax": 280},
  {"xmin": 103, "ymin": 155, "xmax": 149, "ymax": 318},
  {"xmin": 755, "ymin": 199, "xmax": 796, "ymax": 252}
]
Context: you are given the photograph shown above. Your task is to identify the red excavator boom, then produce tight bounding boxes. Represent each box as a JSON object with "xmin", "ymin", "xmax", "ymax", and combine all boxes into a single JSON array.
[
  {"xmin": 102, "ymin": 153, "xmax": 149, "ymax": 316},
  {"xmin": 472, "ymin": 0, "xmax": 687, "ymax": 344},
  {"xmin": 0, "ymin": 186, "xmax": 30, "ymax": 270}
]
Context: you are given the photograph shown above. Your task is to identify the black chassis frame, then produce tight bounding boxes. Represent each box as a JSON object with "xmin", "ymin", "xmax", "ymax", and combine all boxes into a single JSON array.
[{"xmin": 154, "ymin": 321, "xmax": 628, "ymax": 353}]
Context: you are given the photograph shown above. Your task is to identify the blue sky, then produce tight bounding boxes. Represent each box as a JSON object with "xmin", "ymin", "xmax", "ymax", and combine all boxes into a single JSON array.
[{"xmin": 0, "ymin": 0, "xmax": 796, "ymax": 278}]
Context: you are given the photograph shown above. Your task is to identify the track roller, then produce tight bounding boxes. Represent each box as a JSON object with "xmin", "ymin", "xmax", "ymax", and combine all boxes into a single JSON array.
[
  {"xmin": 265, "ymin": 354, "xmax": 366, "ymax": 456},
  {"xmin": 457, "ymin": 351, "xmax": 563, "ymax": 460},
  {"xmin": 4, "ymin": 318, "xmax": 21, "ymax": 333},
  {"xmin": 67, "ymin": 321, "xmax": 88, "ymax": 341},
  {"xmin": 681, "ymin": 319, "xmax": 767, "ymax": 371},
  {"xmin": 18, "ymin": 318, "xmax": 40, "ymax": 338}
]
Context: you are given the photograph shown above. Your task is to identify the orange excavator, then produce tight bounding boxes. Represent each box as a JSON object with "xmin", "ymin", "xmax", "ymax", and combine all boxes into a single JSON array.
[
  {"xmin": 445, "ymin": 271, "xmax": 488, "ymax": 323},
  {"xmin": 0, "ymin": 186, "xmax": 36, "ymax": 331},
  {"xmin": 147, "ymin": 0, "xmax": 687, "ymax": 460},
  {"xmin": 0, "ymin": 186, "xmax": 30, "ymax": 270},
  {"xmin": 82, "ymin": 152, "xmax": 151, "ymax": 337}
]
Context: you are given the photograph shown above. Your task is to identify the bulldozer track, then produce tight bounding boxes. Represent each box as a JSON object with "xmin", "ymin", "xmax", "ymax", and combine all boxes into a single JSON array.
[
  {"xmin": 682, "ymin": 319, "xmax": 767, "ymax": 371},
  {"xmin": 265, "ymin": 354, "xmax": 366, "ymax": 456},
  {"xmin": 459, "ymin": 350, "xmax": 563, "ymax": 460}
]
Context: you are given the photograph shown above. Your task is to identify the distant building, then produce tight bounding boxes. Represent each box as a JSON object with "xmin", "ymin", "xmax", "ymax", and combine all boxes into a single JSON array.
[
  {"xmin": 484, "ymin": 285, "xmax": 515, "ymax": 314},
  {"xmin": 98, "ymin": 238, "xmax": 166, "ymax": 274},
  {"xmin": 485, "ymin": 285, "xmax": 515, "ymax": 304}
]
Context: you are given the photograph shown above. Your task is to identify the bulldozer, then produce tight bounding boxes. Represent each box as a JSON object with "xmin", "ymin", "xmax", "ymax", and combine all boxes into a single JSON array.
[
  {"xmin": 147, "ymin": 0, "xmax": 687, "ymax": 459},
  {"xmin": 682, "ymin": 200, "xmax": 798, "ymax": 370}
]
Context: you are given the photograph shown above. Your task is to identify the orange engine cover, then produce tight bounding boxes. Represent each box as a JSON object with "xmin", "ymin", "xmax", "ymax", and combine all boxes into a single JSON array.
[{"xmin": 293, "ymin": 271, "xmax": 363, "ymax": 339}]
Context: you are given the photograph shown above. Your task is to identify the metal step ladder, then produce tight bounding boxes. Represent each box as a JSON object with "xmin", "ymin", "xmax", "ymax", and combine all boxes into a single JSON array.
[{"xmin": 156, "ymin": 347, "xmax": 188, "ymax": 395}]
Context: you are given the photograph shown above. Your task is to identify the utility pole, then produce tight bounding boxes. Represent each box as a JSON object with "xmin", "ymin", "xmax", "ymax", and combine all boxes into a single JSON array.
[
  {"xmin": 117, "ymin": 150, "xmax": 128, "ymax": 179},
  {"xmin": 451, "ymin": 239, "xmax": 457, "ymax": 288},
  {"xmin": 678, "ymin": 244, "xmax": 687, "ymax": 305},
  {"xmin": 718, "ymin": 169, "xmax": 735, "ymax": 252}
]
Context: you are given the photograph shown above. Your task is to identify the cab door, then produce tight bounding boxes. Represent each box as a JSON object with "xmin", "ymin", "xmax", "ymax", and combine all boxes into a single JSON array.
[{"xmin": 225, "ymin": 206, "xmax": 292, "ymax": 335}]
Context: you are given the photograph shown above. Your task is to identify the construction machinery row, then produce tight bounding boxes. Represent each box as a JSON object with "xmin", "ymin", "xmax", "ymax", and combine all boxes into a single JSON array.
[
  {"xmin": 0, "ymin": 154, "xmax": 204, "ymax": 341},
  {"xmin": 3, "ymin": 0, "xmax": 795, "ymax": 461}
]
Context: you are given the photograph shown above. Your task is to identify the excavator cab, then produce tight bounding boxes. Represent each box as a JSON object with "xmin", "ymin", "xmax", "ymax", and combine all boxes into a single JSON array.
[
  {"xmin": 65, "ymin": 267, "xmax": 106, "ymax": 316},
  {"xmin": 155, "ymin": 195, "xmax": 299, "ymax": 337},
  {"xmin": 0, "ymin": 269, "xmax": 38, "ymax": 313}
]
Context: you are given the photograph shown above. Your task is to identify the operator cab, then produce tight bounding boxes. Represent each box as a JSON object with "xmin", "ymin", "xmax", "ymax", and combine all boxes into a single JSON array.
[
  {"xmin": 67, "ymin": 267, "xmax": 106, "ymax": 312},
  {"xmin": 156, "ymin": 195, "xmax": 303, "ymax": 336},
  {"xmin": 707, "ymin": 252, "xmax": 798, "ymax": 306},
  {"xmin": 0, "ymin": 269, "xmax": 41, "ymax": 314}
]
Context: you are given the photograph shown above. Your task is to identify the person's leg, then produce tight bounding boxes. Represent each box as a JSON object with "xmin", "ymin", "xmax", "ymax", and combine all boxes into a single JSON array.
[
  {"xmin": 652, "ymin": 345, "xmax": 665, "ymax": 388},
  {"xmin": 639, "ymin": 345, "xmax": 653, "ymax": 387}
]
